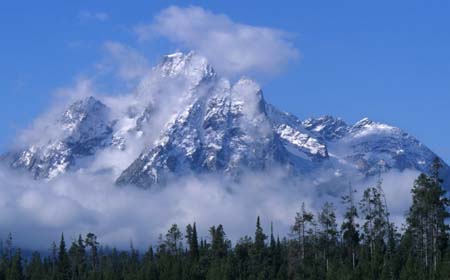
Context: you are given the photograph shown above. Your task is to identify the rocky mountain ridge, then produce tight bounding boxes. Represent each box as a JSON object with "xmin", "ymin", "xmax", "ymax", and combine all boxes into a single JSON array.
[{"xmin": 4, "ymin": 52, "xmax": 448, "ymax": 189}]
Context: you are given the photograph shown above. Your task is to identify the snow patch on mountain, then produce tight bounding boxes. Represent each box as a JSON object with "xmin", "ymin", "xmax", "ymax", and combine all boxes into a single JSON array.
[
  {"xmin": 8, "ymin": 97, "xmax": 113, "ymax": 179},
  {"xmin": 4, "ymin": 52, "xmax": 449, "ymax": 189}
]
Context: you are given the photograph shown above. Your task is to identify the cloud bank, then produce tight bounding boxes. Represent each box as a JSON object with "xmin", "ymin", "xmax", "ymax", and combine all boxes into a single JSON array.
[
  {"xmin": 136, "ymin": 6, "xmax": 299, "ymax": 77},
  {"xmin": 0, "ymin": 162, "xmax": 419, "ymax": 251}
]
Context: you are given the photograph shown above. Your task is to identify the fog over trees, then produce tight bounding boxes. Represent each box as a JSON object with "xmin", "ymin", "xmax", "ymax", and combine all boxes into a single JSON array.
[{"xmin": 0, "ymin": 158, "xmax": 449, "ymax": 279}]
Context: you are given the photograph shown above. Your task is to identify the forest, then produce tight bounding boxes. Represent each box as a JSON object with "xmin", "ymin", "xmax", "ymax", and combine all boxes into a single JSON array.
[{"xmin": 0, "ymin": 158, "xmax": 449, "ymax": 280}]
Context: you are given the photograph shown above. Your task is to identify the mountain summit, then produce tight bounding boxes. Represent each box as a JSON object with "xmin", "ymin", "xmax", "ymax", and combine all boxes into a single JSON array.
[{"xmin": 4, "ymin": 52, "xmax": 449, "ymax": 189}]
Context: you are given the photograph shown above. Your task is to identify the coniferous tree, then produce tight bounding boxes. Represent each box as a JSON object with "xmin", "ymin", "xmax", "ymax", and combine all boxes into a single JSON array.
[
  {"xmin": 49, "ymin": 241, "xmax": 58, "ymax": 280},
  {"xmin": 403, "ymin": 157, "xmax": 450, "ymax": 278},
  {"xmin": 5, "ymin": 234, "xmax": 12, "ymax": 263},
  {"xmin": 268, "ymin": 222, "xmax": 282, "ymax": 278},
  {"xmin": 85, "ymin": 233, "xmax": 99, "ymax": 273},
  {"xmin": 165, "ymin": 224, "xmax": 183, "ymax": 256},
  {"xmin": 210, "ymin": 225, "xmax": 228, "ymax": 259},
  {"xmin": 140, "ymin": 246, "xmax": 158, "ymax": 280},
  {"xmin": 341, "ymin": 183, "xmax": 360, "ymax": 273},
  {"xmin": 289, "ymin": 202, "xmax": 314, "ymax": 278},
  {"xmin": 25, "ymin": 252, "xmax": 45, "ymax": 280},
  {"xmin": 318, "ymin": 202, "xmax": 338, "ymax": 275},
  {"xmin": 254, "ymin": 216, "xmax": 267, "ymax": 255},
  {"xmin": 69, "ymin": 234, "xmax": 87, "ymax": 280},
  {"xmin": 57, "ymin": 234, "xmax": 70, "ymax": 280},
  {"xmin": 7, "ymin": 249, "xmax": 23, "ymax": 280},
  {"xmin": 251, "ymin": 216, "xmax": 268, "ymax": 279},
  {"xmin": 186, "ymin": 223, "xmax": 199, "ymax": 261},
  {"xmin": 359, "ymin": 177, "xmax": 390, "ymax": 278}
]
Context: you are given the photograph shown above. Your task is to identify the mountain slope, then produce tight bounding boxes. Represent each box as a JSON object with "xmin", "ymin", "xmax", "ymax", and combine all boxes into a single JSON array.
[
  {"xmin": 4, "ymin": 52, "xmax": 449, "ymax": 189},
  {"xmin": 7, "ymin": 97, "xmax": 113, "ymax": 179}
]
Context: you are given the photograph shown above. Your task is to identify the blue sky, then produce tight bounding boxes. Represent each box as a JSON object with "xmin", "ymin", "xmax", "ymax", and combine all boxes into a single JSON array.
[{"xmin": 1, "ymin": 0, "xmax": 450, "ymax": 162}]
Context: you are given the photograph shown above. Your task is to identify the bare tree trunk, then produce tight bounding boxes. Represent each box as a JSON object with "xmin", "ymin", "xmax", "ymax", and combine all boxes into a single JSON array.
[{"xmin": 352, "ymin": 250, "xmax": 356, "ymax": 270}]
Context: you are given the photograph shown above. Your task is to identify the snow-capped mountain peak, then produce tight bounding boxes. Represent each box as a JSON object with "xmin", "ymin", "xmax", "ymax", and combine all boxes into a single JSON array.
[
  {"xmin": 4, "ymin": 52, "xmax": 449, "ymax": 189},
  {"xmin": 303, "ymin": 115, "xmax": 349, "ymax": 141},
  {"xmin": 8, "ymin": 96, "xmax": 113, "ymax": 179},
  {"xmin": 158, "ymin": 51, "xmax": 216, "ymax": 85},
  {"xmin": 350, "ymin": 117, "xmax": 397, "ymax": 137},
  {"xmin": 59, "ymin": 96, "xmax": 112, "ymax": 141}
]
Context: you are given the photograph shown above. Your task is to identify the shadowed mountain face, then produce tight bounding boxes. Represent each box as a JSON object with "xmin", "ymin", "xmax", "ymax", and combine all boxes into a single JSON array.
[{"xmin": 4, "ymin": 52, "xmax": 449, "ymax": 189}]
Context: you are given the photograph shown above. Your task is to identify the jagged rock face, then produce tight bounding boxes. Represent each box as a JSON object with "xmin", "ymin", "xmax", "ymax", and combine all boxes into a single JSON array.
[
  {"xmin": 266, "ymin": 104, "xmax": 329, "ymax": 161},
  {"xmin": 4, "ymin": 52, "xmax": 449, "ymax": 188},
  {"xmin": 9, "ymin": 97, "xmax": 113, "ymax": 179},
  {"xmin": 303, "ymin": 116, "xmax": 349, "ymax": 141},
  {"xmin": 116, "ymin": 76, "xmax": 289, "ymax": 188}
]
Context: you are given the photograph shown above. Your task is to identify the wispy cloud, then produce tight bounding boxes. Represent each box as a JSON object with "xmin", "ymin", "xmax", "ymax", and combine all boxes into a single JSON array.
[
  {"xmin": 100, "ymin": 41, "xmax": 151, "ymax": 82},
  {"xmin": 135, "ymin": 6, "xmax": 300, "ymax": 77},
  {"xmin": 78, "ymin": 10, "xmax": 110, "ymax": 22}
]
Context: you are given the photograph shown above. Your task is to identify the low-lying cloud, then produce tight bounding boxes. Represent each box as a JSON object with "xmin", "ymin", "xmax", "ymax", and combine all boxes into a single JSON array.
[
  {"xmin": 136, "ymin": 6, "xmax": 300, "ymax": 77},
  {"xmin": 0, "ymin": 161, "xmax": 419, "ymax": 251}
]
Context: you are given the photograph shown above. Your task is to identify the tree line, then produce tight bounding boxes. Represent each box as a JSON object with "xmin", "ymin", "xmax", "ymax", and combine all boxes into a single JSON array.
[{"xmin": 0, "ymin": 158, "xmax": 449, "ymax": 280}]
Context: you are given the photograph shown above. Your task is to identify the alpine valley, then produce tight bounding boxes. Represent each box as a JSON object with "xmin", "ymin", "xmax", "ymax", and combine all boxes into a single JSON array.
[{"xmin": 3, "ymin": 52, "xmax": 449, "ymax": 191}]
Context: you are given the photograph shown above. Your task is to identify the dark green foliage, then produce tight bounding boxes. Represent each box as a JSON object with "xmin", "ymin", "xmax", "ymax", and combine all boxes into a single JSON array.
[
  {"xmin": 0, "ymin": 166, "xmax": 449, "ymax": 279},
  {"xmin": 401, "ymin": 158, "xmax": 450, "ymax": 279},
  {"xmin": 186, "ymin": 223, "xmax": 199, "ymax": 261},
  {"xmin": 7, "ymin": 249, "xmax": 23, "ymax": 280},
  {"xmin": 57, "ymin": 234, "xmax": 70, "ymax": 280}
]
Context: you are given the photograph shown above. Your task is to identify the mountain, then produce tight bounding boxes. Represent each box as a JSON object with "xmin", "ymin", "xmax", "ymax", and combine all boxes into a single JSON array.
[
  {"xmin": 4, "ymin": 52, "xmax": 449, "ymax": 188},
  {"xmin": 6, "ymin": 97, "xmax": 113, "ymax": 179}
]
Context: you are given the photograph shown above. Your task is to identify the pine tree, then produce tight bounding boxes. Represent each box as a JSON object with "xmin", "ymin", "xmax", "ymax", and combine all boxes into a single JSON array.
[
  {"xmin": 292, "ymin": 203, "xmax": 314, "ymax": 262},
  {"xmin": 165, "ymin": 224, "xmax": 183, "ymax": 255},
  {"xmin": 250, "ymin": 216, "xmax": 268, "ymax": 279},
  {"xmin": 85, "ymin": 233, "xmax": 99, "ymax": 272},
  {"xmin": 318, "ymin": 202, "xmax": 338, "ymax": 274},
  {"xmin": 359, "ymin": 177, "xmax": 390, "ymax": 278},
  {"xmin": 186, "ymin": 223, "xmax": 199, "ymax": 260},
  {"xmin": 254, "ymin": 216, "xmax": 267, "ymax": 255},
  {"xmin": 404, "ymin": 157, "xmax": 450, "ymax": 277},
  {"xmin": 141, "ymin": 246, "xmax": 158, "ymax": 280},
  {"xmin": 50, "ymin": 241, "xmax": 58, "ymax": 280},
  {"xmin": 7, "ymin": 249, "xmax": 23, "ymax": 280},
  {"xmin": 210, "ymin": 225, "xmax": 228, "ymax": 258},
  {"xmin": 289, "ymin": 202, "xmax": 314, "ymax": 278},
  {"xmin": 25, "ymin": 252, "xmax": 45, "ymax": 280},
  {"xmin": 341, "ymin": 183, "xmax": 360, "ymax": 271},
  {"xmin": 57, "ymin": 234, "xmax": 70, "ymax": 280},
  {"xmin": 69, "ymin": 235, "xmax": 87, "ymax": 280},
  {"xmin": 5, "ymin": 234, "xmax": 12, "ymax": 262},
  {"xmin": 268, "ymin": 222, "xmax": 280, "ymax": 278}
]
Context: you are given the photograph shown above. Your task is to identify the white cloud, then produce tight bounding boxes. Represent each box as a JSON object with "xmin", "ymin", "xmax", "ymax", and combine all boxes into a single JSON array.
[
  {"xmin": 78, "ymin": 11, "xmax": 109, "ymax": 22},
  {"xmin": 0, "ymin": 160, "xmax": 419, "ymax": 250},
  {"xmin": 101, "ymin": 41, "xmax": 151, "ymax": 82},
  {"xmin": 136, "ymin": 6, "xmax": 300, "ymax": 77}
]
